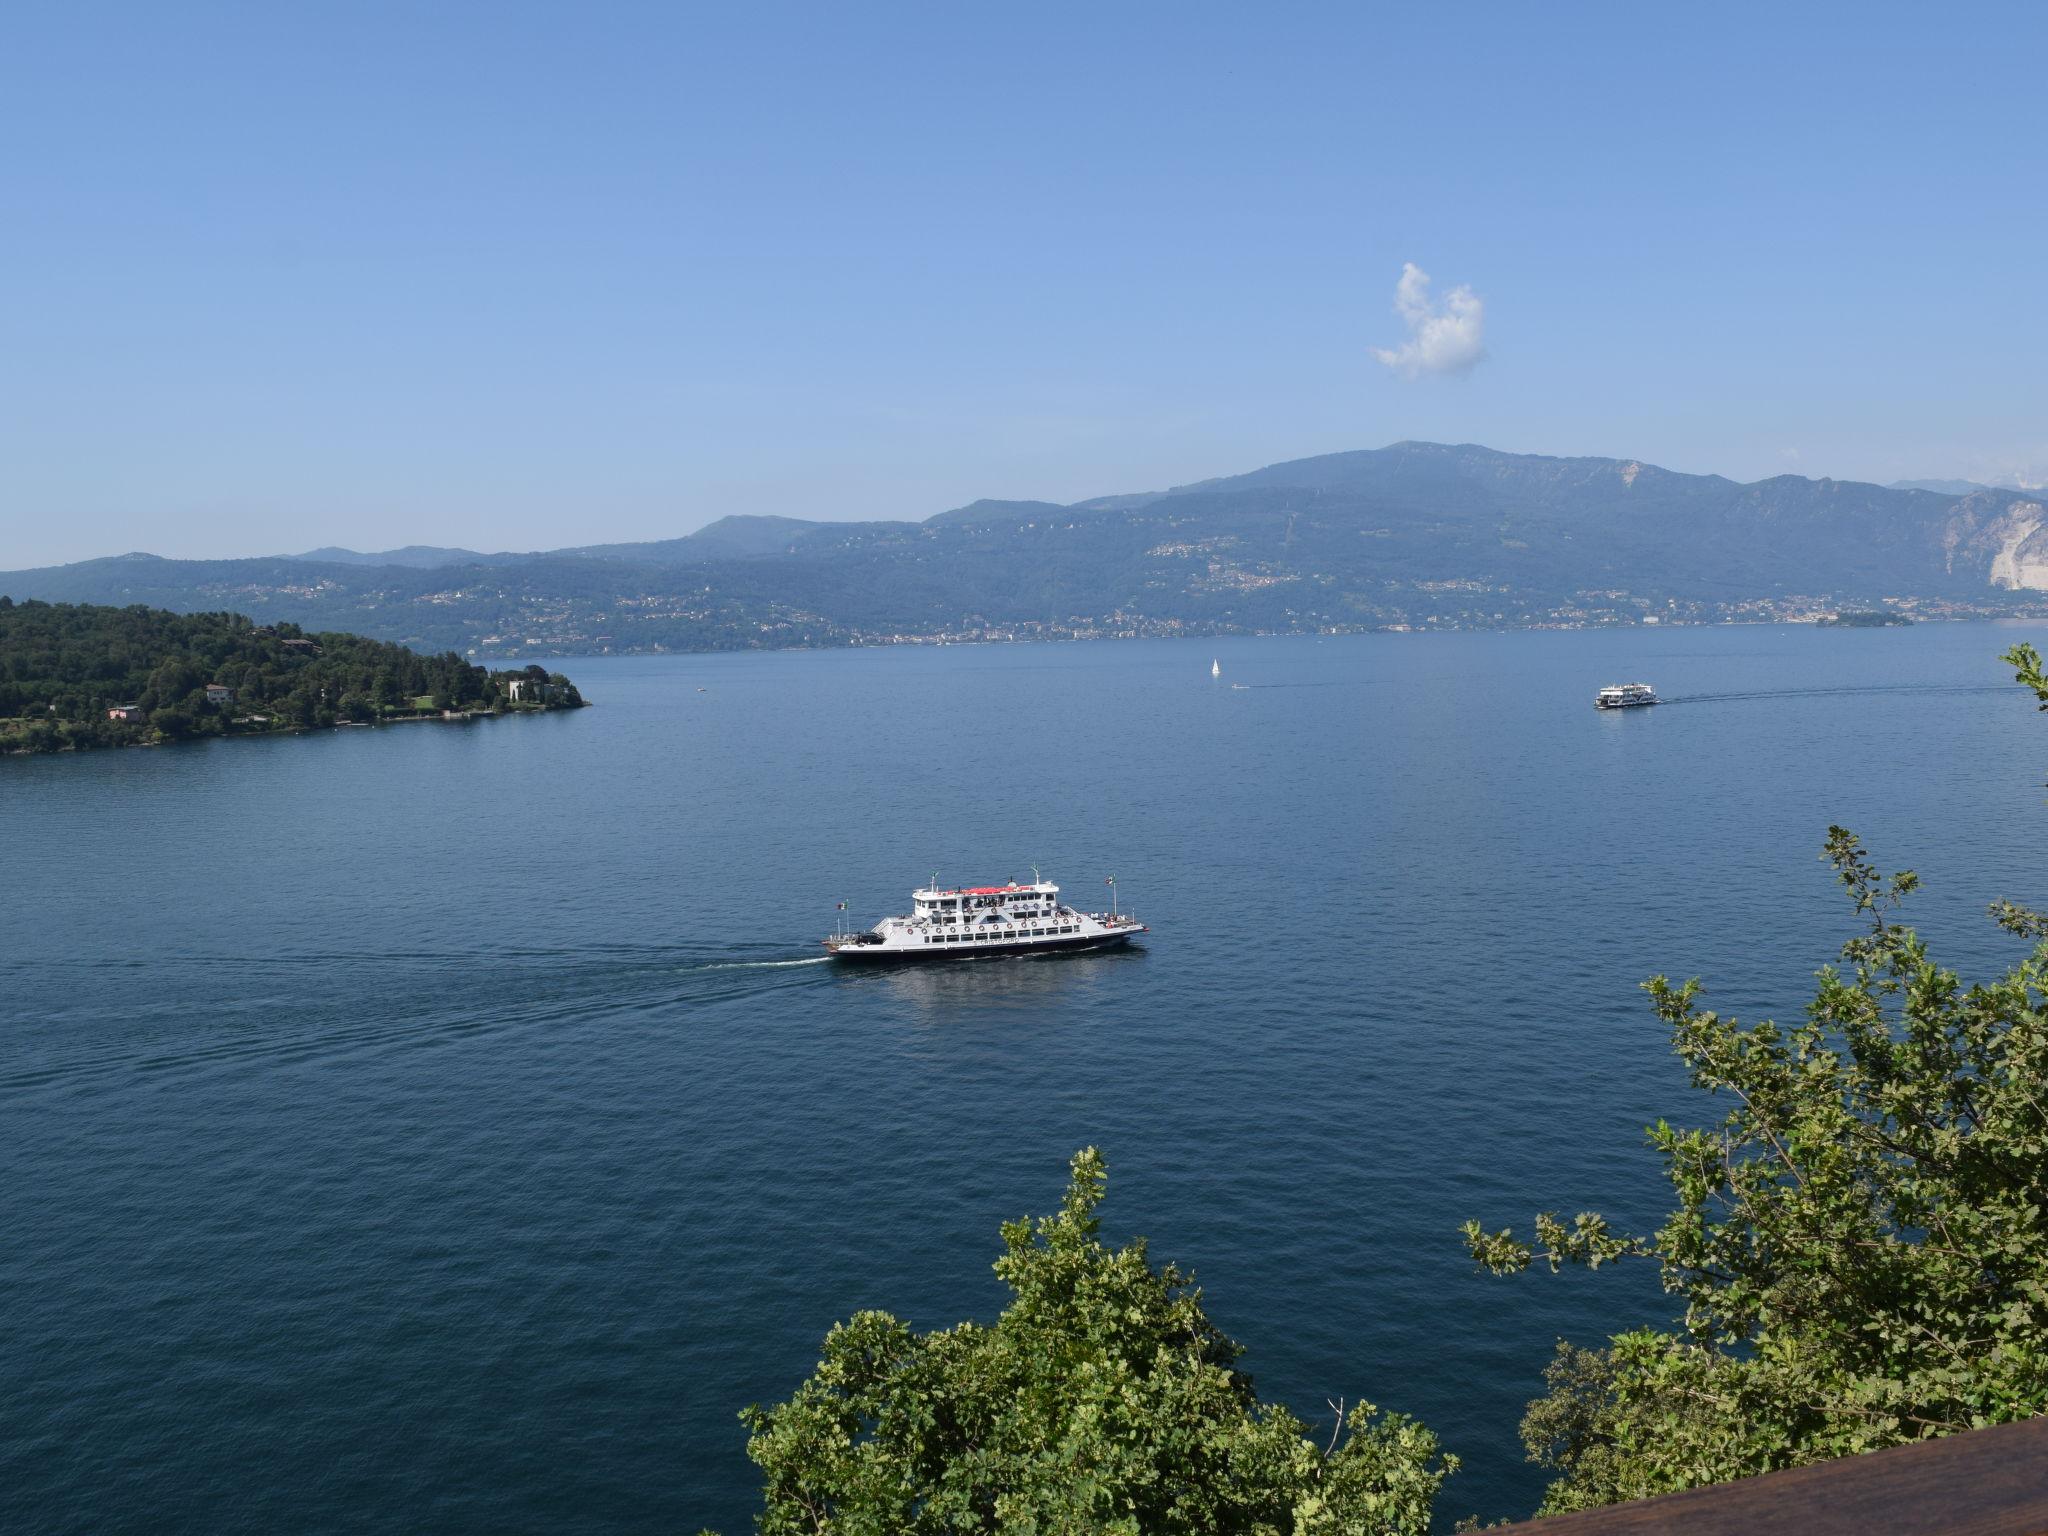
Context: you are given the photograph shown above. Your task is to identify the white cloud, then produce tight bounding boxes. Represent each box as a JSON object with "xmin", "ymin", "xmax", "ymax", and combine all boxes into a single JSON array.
[{"xmin": 1370, "ymin": 262, "xmax": 1486, "ymax": 378}]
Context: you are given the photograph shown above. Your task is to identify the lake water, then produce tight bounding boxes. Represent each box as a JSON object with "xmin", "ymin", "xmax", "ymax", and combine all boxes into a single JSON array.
[{"xmin": 5, "ymin": 622, "xmax": 2046, "ymax": 1532}]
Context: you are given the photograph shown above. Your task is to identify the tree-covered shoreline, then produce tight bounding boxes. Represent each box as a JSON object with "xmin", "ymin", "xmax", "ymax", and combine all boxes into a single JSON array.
[{"xmin": 0, "ymin": 597, "xmax": 585, "ymax": 755}]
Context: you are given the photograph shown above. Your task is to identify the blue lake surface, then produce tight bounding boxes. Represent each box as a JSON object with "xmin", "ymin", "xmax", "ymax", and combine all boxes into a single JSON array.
[{"xmin": 5, "ymin": 622, "xmax": 2047, "ymax": 1532}]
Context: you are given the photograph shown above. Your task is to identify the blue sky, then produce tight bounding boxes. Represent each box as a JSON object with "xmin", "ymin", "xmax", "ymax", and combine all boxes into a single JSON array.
[{"xmin": 4, "ymin": 1, "xmax": 2044, "ymax": 566}]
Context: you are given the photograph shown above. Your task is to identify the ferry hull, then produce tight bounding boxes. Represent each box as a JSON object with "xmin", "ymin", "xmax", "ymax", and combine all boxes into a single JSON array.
[{"xmin": 825, "ymin": 930, "xmax": 1144, "ymax": 963}]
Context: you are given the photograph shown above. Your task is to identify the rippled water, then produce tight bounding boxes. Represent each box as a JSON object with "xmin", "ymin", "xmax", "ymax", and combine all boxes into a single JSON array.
[{"xmin": 5, "ymin": 623, "xmax": 2045, "ymax": 1532}]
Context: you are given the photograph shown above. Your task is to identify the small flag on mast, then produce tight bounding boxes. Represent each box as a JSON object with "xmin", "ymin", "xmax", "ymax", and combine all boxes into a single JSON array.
[{"xmin": 836, "ymin": 901, "xmax": 847, "ymax": 910}]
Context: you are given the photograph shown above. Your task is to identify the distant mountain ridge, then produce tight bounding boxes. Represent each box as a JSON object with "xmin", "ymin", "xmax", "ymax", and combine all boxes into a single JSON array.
[
  {"xmin": 1889, "ymin": 477, "xmax": 2042, "ymax": 497},
  {"xmin": 1889, "ymin": 479, "xmax": 1993, "ymax": 497},
  {"xmin": 10, "ymin": 442, "xmax": 2047, "ymax": 656},
  {"xmin": 293, "ymin": 544, "xmax": 497, "ymax": 569}
]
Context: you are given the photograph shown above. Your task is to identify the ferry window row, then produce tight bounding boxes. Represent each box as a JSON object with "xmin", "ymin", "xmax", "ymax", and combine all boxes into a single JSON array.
[{"xmin": 925, "ymin": 926, "xmax": 1076, "ymax": 943}]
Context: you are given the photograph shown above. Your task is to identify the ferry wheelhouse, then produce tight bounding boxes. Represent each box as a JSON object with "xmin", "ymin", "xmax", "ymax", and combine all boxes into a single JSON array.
[
  {"xmin": 824, "ymin": 878, "xmax": 1147, "ymax": 961},
  {"xmin": 1595, "ymin": 682, "xmax": 1660, "ymax": 709}
]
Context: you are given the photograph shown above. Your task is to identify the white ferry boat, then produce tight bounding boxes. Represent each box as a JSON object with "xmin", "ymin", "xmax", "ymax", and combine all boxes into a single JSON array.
[
  {"xmin": 824, "ymin": 877, "xmax": 1147, "ymax": 961},
  {"xmin": 1595, "ymin": 682, "xmax": 1660, "ymax": 709}
]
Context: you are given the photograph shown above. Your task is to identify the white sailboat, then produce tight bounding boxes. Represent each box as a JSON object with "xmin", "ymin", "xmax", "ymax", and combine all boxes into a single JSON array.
[{"xmin": 1211, "ymin": 658, "xmax": 1221, "ymax": 678}]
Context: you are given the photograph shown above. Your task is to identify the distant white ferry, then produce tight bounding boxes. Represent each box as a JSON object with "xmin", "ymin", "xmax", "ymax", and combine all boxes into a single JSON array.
[
  {"xmin": 824, "ymin": 877, "xmax": 1147, "ymax": 960},
  {"xmin": 1595, "ymin": 682, "xmax": 1661, "ymax": 709}
]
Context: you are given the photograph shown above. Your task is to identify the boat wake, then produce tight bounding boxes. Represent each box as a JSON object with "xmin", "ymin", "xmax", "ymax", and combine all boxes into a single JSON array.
[
  {"xmin": 1225, "ymin": 680, "xmax": 1363, "ymax": 690},
  {"xmin": 2, "ymin": 947, "xmax": 840, "ymax": 1095},
  {"xmin": 697, "ymin": 956, "xmax": 833, "ymax": 970},
  {"xmin": 1660, "ymin": 683, "xmax": 2013, "ymax": 707}
]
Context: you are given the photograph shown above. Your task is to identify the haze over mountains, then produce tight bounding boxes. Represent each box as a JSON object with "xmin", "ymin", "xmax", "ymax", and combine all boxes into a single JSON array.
[
  {"xmin": 7, "ymin": 442, "xmax": 2046, "ymax": 657},
  {"xmin": 1888, "ymin": 478, "xmax": 2043, "ymax": 497},
  {"xmin": 293, "ymin": 544, "xmax": 494, "ymax": 569}
]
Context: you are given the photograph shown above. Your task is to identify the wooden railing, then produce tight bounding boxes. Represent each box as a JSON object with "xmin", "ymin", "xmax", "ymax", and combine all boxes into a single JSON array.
[{"xmin": 1496, "ymin": 1414, "xmax": 2048, "ymax": 1534}]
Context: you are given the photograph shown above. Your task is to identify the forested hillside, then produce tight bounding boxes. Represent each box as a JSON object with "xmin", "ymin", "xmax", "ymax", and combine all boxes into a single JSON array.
[
  {"xmin": 0, "ymin": 599, "xmax": 583, "ymax": 753},
  {"xmin": 6, "ymin": 443, "xmax": 2047, "ymax": 656}
]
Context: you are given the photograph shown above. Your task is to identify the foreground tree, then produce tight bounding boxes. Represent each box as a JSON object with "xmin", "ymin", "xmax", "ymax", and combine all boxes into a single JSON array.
[
  {"xmin": 1465, "ymin": 646, "xmax": 2048, "ymax": 1515},
  {"xmin": 735, "ymin": 1149, "xmax": 1453, "ymax": 1534}
]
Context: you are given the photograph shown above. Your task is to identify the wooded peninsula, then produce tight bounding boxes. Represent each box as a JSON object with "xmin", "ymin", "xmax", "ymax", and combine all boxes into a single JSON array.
[{"xmin": 0, "ymin": 598, "xmax": 585, "ymax": 754}]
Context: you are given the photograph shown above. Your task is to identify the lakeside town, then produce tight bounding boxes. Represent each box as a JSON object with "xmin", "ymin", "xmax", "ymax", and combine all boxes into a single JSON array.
[{"xmin": 464, "ymin": 589, "xmax": 2046, "ymax": 659}]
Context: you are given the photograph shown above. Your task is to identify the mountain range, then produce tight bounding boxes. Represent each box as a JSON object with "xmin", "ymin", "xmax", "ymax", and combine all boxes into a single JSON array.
[{"xmin": 6, "ymin": 442, "xmax": 2046, "ymax": 657}]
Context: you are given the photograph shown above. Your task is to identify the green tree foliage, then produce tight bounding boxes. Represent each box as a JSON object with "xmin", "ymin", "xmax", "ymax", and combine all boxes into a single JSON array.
[
  {"xmin": 735, "ymin": 1149, "xmax": 1453, "ymax": 1535},
  {"xmin": 0, "ymin": 600, "xmax": 583, "ymax": 752},
  {"xmin": 2015, "ymin": 643, "xmax": 2048, "ymax": 704},
  {"xmin": 1463, "ymin": 644, "xmax": 2048, "ymax": 1516}
]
